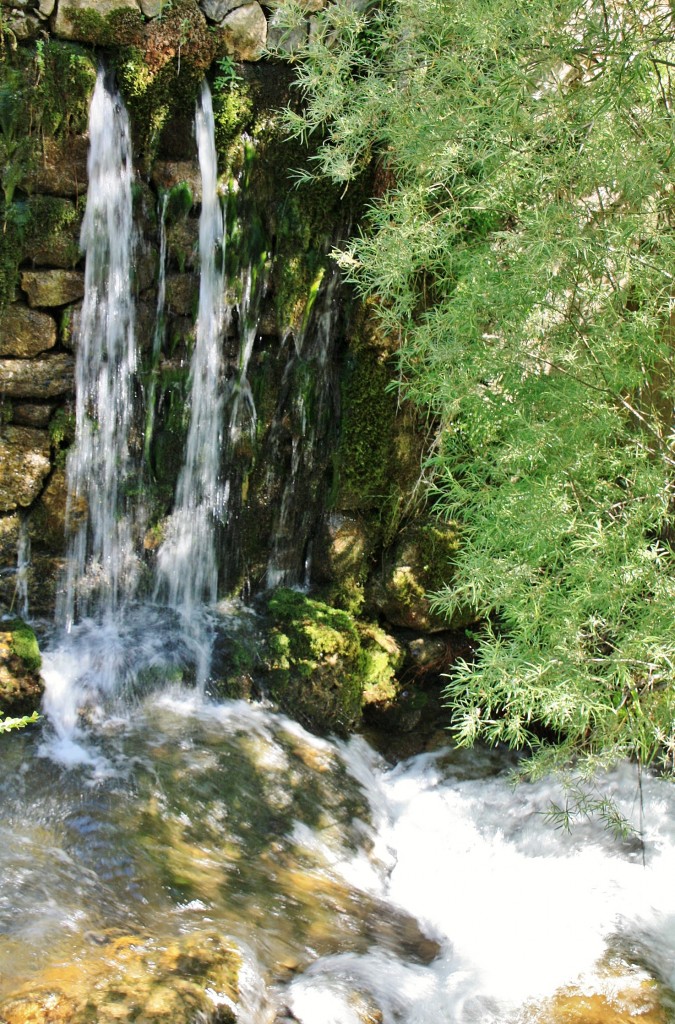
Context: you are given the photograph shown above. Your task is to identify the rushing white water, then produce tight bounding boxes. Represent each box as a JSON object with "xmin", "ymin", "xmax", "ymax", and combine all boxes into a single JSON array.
[
  {"xmin": 8, "ymin": 644, "xmax": 675, "ymax": 1023},
  {"xmin": 155, "ymin": 81, "xmax": 227, "ymax": 619},
  {"xmin": 14, "ymin": 516, "xmax": 30, "ymax": 619},
  {"xmin": 59, "ymin": 68, "xmax": 138, "ymax": 630}
]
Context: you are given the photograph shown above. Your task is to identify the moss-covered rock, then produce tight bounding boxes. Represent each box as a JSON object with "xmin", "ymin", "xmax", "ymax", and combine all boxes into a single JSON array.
[
  {"xmin": 366, "ymin": 519, "xmax": 466, "ymax": 632},
  {"xmin": 263, "ymin": 587, "xmax": 401, "ymax": 734},
  {"xmin": 0, "ymin": 305, "xmax": 58, "ymax": 357},
  {"xmin": 20, "ymin": 269, "xmax": 85, "ymax": 308},
  {"xmin": 0, "ymin": 618, "xmax": 44, "ymax": 719}
]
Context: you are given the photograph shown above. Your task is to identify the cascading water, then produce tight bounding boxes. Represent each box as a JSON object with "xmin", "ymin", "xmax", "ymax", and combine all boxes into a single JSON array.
[
  {"xmin": 155, "ymin": 81, "xmax": 228, "ymax": 618},
  {"xmin": 58, "ymin": 67, "xmax": 138, "ymax": 630},
  {"xmin": 7, "ymin": 69, "xmax": 675, "ymax": 1024}
]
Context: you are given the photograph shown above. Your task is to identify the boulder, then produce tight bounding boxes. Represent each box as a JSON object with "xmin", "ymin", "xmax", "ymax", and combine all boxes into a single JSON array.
[
  {"xmin": 266, "ymin": 10, "xmax": 308, "ymax": 53},
  {"xmin": 21, "ymin": 270, "xmax": 85, "ymax": 309},
  {"xmin": 0, "ymin": 354, "xmax": 75, "ymax": 399},
  {"xmin": 29, "ymin": 465, "xmax": 68, "ymax": 554},
  {"xmin": 222, "ymin": 1, "xmax": 267, "ymax": 60},
  {"xmin": 0, "ymin": 305, "xmax": 57, "ymax": 358},
  {"xmin": 22, "ymin": 198, "xmax": 81, "ymax": 268},
  {"xmin": 200, "ymin": 0, "xmax": 245, "ymax": 22},
  {"xmin": 11, "ymin": 404, "xmax": 56, "ymax": 428},
  {"xmin": 52, "ymin": 0, "xmax": 142, "ymax": 41},
  {"xmin": 0, "ymin": 426, "xmax": 52, "ymax": 512}
]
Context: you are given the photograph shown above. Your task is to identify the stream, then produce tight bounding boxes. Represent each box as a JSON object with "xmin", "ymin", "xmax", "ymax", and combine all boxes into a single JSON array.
[{"xmin": 1, "ymin": 607, "xmax": 675, "ymax": 1022}]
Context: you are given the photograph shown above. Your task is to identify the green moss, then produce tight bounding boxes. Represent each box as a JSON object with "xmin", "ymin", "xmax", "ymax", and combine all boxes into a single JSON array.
[
  {"xmin": 7, "ymin": 619, "xmax": 41, "ymax": 673},
  {"xmin": 49, "ymin": 407, "xmax": 76, "ymax": 465},
  {"xmin": 22, "ymin": 196, "xmax": 81, "ymax": 268},
  {"xmin": 66, "ymin": 7, "xmax": 144, "ymax": 47},
  {"xmin": 264, "ymin": 588, "xmax": 402, "ymax": 734},
  {"xmin": 335, "ymin": 344, "xmax": 398, "ymax": 511},
  {"xmin": 112, "ymin": 0, "xmax": 225, "ymax": 168},
  {"xmin": 213, "ymin": 80, "xmax": 253, "ymax": 162},
  {"xmin": 165, "ymin": 181, "xmax": 193, "ymax": 223}
]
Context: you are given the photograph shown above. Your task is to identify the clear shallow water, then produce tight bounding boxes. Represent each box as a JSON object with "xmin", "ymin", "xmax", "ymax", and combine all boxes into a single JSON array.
[{"xmin": 1, "ymin": 608, "xmax": 675, "ymax": 1023}]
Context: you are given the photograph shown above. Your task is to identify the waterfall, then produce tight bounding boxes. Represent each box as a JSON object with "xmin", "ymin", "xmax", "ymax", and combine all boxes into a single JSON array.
[
  {"xmin": 58, "ymin": 68, "xmax": 138, "ymax": 630},
  {"xmin": 14, "ymin": 516, "xmax": 30, "ymax": 619},
  {"xmin": 155, "ymin": 82, "xmax": 227, "ymax": 617}
]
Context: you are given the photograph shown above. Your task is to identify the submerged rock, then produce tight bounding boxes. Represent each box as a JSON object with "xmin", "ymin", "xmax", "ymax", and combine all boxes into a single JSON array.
[{"xmin": 0, "ymin": 930, "xmax": 241, "ymax": 1024}]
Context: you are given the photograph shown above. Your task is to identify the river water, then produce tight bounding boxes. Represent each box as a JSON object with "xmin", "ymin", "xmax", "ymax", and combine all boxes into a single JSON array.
[{"xmin": 1, "ymin": 609, "xmax": 675, "ymax": 1023}]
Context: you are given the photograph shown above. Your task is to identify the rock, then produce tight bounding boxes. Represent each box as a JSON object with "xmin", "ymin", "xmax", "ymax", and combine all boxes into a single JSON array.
[
  {"xmin": 222, "ymin": 1, "xmax": 267, "ymax": 60},
  {"xmin": 199, "ymin": 0, "xmax": 245, "ymax": 21},
  {"xmin": 139, "ymin": 0, "xmax": 161, "ymax": 14},
  {"xmin": 0, "ymin": 305, "xmax": 57, "ymax": 357},
  {"xmin": 11, "ymin": 404, "xmax": 56, "ymax": 428},
  {"xmin": 0, "ymin": 426, "xmax": 51, "ymax": 512},
  {"xmin": 38, "ymin": 0, "xmax": 56, "ymax": 16},
  {"xmin": 314, "ymin": 512, "xmax": 375, "ymax": 612},
  {"xmin": 60, "ymin": 302, "xmax": 81, "ymax": 351},
  {"xmin": 21, "ymin": 270, "xmax": 85, "ymax": 309},
  {"xmin": 0, "ymin": 514, "xmax": 21, "ymax": 569},
  {"xmin": 29, "ymin": 466, "xmax": 68, "ymax": 554},
  {"xmin": 166, "ymin": 274, "xmax": 198, "ymax": 316},
  {"xmin": 52, "ymin": 0, "xmax": 142, "ymax": 41},
  {"xmin": 367, "ymin": 520, "xmax": 468, "ymax": 632},
  {"xmin": 151, "ymin": 161, "xmax": 202, "ymax": 204},
  {"xmin": 166, "ymin": 218, "xmax": 199, "ymax": 271},
  {"xmin": 28, "ymin": 135, "xmax": 89, "ymax": 198},
  {"xmin": 0, "ymin": 931, "xmax": 241, "ymax": 1024},
  {"xmin": 0, "ymin": 354, "xmax": 75, "ymax": 399},
  {"xmin": 266, "ymin": 11, "xmax": 308, "ymax": 53},
  {"xmin": 0, "ymin": 619, "xmax": 44, "ymax": 719},
  {"xmin": 22, "ymin": 198, "xmax": 81, "ymax": 268},
  {"xmin": 5, "ymin": 12, "xmax": 41, "ymax": 38}
]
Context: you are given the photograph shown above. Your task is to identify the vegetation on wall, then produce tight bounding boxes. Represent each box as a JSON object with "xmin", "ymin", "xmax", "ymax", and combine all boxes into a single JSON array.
[{"xmin": 272, "ymin": 0, "xmax": 675, "ymax": 776}]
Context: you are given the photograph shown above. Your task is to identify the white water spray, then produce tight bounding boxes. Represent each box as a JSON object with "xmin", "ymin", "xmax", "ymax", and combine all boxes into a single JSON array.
[{"xmin": 58, "ymin": 68, "xmax": 138, "ymax": 629}]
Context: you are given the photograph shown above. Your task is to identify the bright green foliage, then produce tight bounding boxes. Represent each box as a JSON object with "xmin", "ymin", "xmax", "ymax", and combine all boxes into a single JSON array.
[
  {"xmin": 275, "ymin": 0, "xmax": 675, "ymax": 774},
  {"xmin": 0, "ymin": 711, "xmax": 39, "ymax": 734}
]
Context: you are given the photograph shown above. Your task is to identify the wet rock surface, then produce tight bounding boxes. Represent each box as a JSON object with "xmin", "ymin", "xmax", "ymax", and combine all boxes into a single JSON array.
[{"xmin": 0, "ymin": 427, "xmax": 51, "ymax": 512}]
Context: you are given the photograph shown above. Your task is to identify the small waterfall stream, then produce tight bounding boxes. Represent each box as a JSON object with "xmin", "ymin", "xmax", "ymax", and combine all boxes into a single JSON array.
[
  {"xmin": 58, "ymin": 67, "xmax": 138, "ymax": 630},
  {"xmin": 3, "ymin": 71, "xmax": 675, "ymax": 1024},
  {"xmin": 155, "ymin": 81, "xmax": 228, "ymax": 618}
]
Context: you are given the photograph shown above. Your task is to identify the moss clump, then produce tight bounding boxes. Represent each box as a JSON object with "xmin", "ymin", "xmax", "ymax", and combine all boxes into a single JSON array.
[
  {"xmin": 0, "ymin": 618, "xmax": 43, "ymax": 720},
  {"xmin": 67, "ymin": 6, "xmax": 144, "ymax": 46},
  {"xmin": 335, "ymin": 343, "xmax": 398, "ymax": 511},
  {"xmin": 48, "ymin": 406, "xmax": 76, "ymax": 467},
  {"xmin": 8, "ymin": 619, "xmax": 41, "ymax": 673},
  {"xmin": 264, "ymin": 588, "xmax": 401, "ymax": 734}
]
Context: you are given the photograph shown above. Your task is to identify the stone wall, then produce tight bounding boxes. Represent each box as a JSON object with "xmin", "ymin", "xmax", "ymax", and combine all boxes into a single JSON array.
[{"xmin": 0, "ymin": 7, "xmax": 466, "ymax": 669}]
